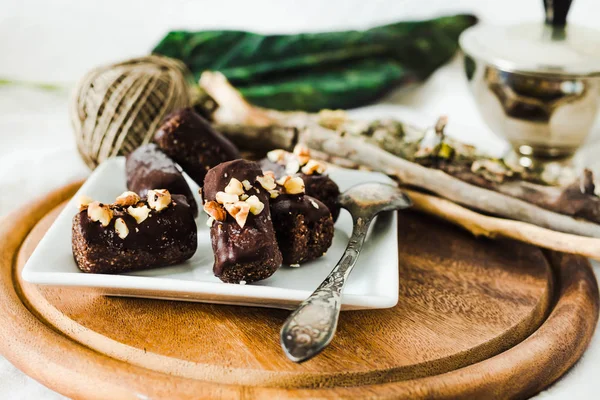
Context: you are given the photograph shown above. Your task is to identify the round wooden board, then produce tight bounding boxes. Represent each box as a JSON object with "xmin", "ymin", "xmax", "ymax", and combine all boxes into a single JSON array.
[{"xmin": 0, "ymin": 182, "xmax": 598, "ymax": 399}]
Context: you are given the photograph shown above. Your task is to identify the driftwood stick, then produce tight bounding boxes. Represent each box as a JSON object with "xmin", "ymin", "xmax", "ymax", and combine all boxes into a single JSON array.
[
  {"xmin": 405, "ymin": 188, "xmax": 600, "ymax": 260},
  {"xmin": 214, "ymin": 124, "xmax": 296, "ymax": 152},
  {"xmin": 198, "ymin": 71, "xmax": 600, "ymax": 237},
  {"xmin": 302, "ymin": 128, "xmax": 600, "ymax": 238}
]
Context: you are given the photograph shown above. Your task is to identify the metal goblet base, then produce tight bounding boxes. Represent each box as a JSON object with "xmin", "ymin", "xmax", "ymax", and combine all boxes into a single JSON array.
[{"xmin": 503, "ymin": 145, "xmax": 579, "ymax": 186}]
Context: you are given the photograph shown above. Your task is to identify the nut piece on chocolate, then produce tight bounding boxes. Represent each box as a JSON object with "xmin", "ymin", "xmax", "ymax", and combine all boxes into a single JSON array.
[
  {"xmin": 72, "ymin": 191, "xmax": 197, "ymax": 274},
  {"xmin": 203, "ymin": 159, "xmax": 282, "ymax": 284},
  {"xmin": 154, "ymin": 108, "xmax": 240, "ymax": 187},
  {"xmin": 126, "ymin": 143, "xmax": 198, "ymax": 217},
  {"xmin": 259, "ymin": 145, "xmax": 341, "ymax": 221}
]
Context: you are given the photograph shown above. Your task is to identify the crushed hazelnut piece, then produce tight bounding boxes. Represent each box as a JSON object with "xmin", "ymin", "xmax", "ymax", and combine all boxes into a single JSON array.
[
  {"xmin": 147, "ymin": 189, "xmax": 171, "ymax": 211},
  {"xmin": 264, "ymin": 170, "xmax": 275, "ymax": 179},
  {"xmin": 216, "ymin": 191, "xmax": 239, "ymax": 204},
  {"xmin": 224, "ymin": 201, "xmax": 251, "ymax": 228},
  {"xmin": 276, "ymin": 175, "xmax": 291, "ymax": 186},
  {"xmin": 242, "ymin": 180, "xmax": 252, "ymax": 191},
  {"xmin": 114, "ymin": 218, "xmax": 129, "ymax": 239},
  {"xmin": 77, "ymin": 195, "xmax": 94, "ymax": 211},
  {"xmin": 127, "ymin": 204, "xmax": 151, "ymax": 224},
  {"xmin": 224, "ymin": 178, "xmax": 244, "ymax": 196},
  {"xmin": 269, "ymin": 190, "xmax": 280, "ymax": 199},
  {"xmin": 293, "ymin": 144, "xmax": 311, "ymax": 165},
  {"xmin": 256, "ymin": 174, "xmax": 276, "ymax": 190},
  {"xmin": 240, "ymin": 194, "xmax": 249, "ymax": 201},
  {"xmin": 301, "ymin": 159, "xmax": 326, "ymax": 175},
  {"xmin": 203, "ymin": 200, "xmax": 226, "ymax": 221},
  {"xmin": 284, "ymin": 176, "xmax": 305, "ymax": 194},
  {"xmin": 285, "ymin": 159, "xmax": 300, "ymax": 175},
  {"xmin": 245, "ymin": 195, "xmax": 264, "ymax": 215},
  {"xmin": 206, "ymin": 217, "xmax": 215, "ymax": 227},
  {"xmin": 267, "ymin": 149, "xmax": 287, "ymax": 163},
  {"xmin": 87, "ymin": 202, "xmax": 113, "ymax": 227},
  {"xmin": 114, "ymin": 191, "xmax": 141, "ymax": 207}
]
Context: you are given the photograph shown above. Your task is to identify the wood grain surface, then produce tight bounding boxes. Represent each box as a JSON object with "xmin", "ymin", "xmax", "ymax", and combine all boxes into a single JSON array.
[{"xmin": 0, "ymin": 181, "xmax": 598, "ymax": 399}]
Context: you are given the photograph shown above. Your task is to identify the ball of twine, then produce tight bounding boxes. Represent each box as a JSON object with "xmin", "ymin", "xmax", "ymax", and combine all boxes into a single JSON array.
[{"xmin": 70, "ymin": 55, "xmax": 192, "ymax": 169}]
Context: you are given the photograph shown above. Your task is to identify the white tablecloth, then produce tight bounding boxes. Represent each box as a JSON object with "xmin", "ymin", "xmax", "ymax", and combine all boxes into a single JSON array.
[{"xmin": 2, "ymin": 0, "xmax": 600, "ymax": 398}]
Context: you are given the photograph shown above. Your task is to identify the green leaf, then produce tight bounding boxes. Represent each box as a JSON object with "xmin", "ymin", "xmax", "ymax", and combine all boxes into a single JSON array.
[
  {"xmin": 153, "ymin": 14, "xmax": 477, "ymax": 111},
  {"xmin": 0, "ymin": 78, "xmax": 64, "ymax": 91}
]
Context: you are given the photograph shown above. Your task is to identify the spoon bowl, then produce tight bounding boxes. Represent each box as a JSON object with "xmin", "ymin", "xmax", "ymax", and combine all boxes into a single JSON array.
[
  {"xmin": 339, "ymin": 182, "xmax": 412, "ymax": 218},
  {"xmin": 280, "ymin": 183, "xmax": 411, "ymax": 363}
]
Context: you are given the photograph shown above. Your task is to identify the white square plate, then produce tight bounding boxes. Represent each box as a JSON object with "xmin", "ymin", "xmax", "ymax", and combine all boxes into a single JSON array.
[{"xmin": 22, "ymin": 157, "xmax": 399, "ymax": 310}]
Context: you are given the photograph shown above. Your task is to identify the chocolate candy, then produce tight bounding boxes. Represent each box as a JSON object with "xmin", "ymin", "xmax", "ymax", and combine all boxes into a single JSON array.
[
  {"xmin": 203, "ymin": 160, "xmax": 282, "ymax": 284},
  {"xmin": 126, "ymin": 143, "xmax": 198, "ymax": 217},
  {"xmin": 259, "ymin": 156, "xmax": 341, "ymax": 221},
  {"xmin": 270, "ymin": 194, "xmax": 334, "ymax": 265},
  {"xmin": 154, "ymin": 108, "xmax": 240, "ymax": 186},
  {"xmin": 72, "ymin": 191, "xmax": 197, "ymax": 274}
]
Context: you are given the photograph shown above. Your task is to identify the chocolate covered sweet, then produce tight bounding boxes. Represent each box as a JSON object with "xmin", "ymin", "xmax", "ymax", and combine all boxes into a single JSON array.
[
  {"xmin": 259, "ymin": 145, "xmax": 341, "ymax": 221},
  {"xmin": 72, "ymin": 190, "xmax": 197, "ymax": 274},
  {"xmin": 126, "ymin": 143, "xmax": 198, "ymax": 216},
  {"xmin": 154, "ymin": 108, "xmax": 240, "ymax": 186},
  {"xmin": 270, "ymin": 192, "xmax": 334, "ymax": 265},
  {"xmin": 203, "ymin": 159, "xmax": 282, "ymax": 283}
]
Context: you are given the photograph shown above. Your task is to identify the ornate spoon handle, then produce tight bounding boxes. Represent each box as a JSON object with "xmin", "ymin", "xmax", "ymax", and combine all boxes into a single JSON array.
[{"xmin": 280, "ymin": 216, "xmax": 372, "ymax": 363}]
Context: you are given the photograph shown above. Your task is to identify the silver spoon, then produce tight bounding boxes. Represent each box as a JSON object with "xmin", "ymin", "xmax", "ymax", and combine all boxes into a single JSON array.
[{"xmin": 280, "ymin": 183, "xmax": 412, "ymax": 363}]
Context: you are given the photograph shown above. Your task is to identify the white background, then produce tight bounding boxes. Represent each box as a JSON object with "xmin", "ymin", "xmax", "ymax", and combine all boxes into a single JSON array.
[{"xmin": 1, "ymin": 0, "xmax": 600, "ymax": 398}]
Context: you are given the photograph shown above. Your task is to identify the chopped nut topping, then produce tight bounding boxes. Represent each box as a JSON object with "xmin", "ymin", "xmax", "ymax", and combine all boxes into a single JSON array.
[
  {"xmin": 242, "ymin": 180, "xmax": 252, "ymax": 191},
  {"xmin": 224, "ymin": 178, "xmax": 244, "ymax": 196},
  {"xmin": 293, "ymin": 143, "xmax": 310, "ymax": 157},
  {"xmin": 285, "ymin": 159, "xmax": 300, "ymax": 175},
  {"xmin": 245, "ymin": 195, "xmax": 265, "ymax": 215},
  {"xmin": 206, "ymin": 217, "xmax": 215, "ymax": 227},
  {"xmin": 276, "ymin": 175, "xmax": 291, "ymax": 186},
  {"xmin": 127, "ymin": 204, "xmax": 151, "ymax": 224},
  {"xmin": 87, "ymin": 202, "xmax": 113, "ymax": 227},
  {"xmin": 240, "ymin": 194, "xmax": 249, "ymax": 201},
  {"xmin": 114, "ymin": 218, "xmax": 129, "ymax": 239},
  {"xmin": 203, "ymin": 200, "xmax": 226, "ymax": 221},
  {"xmin": 224, "ymin": 201, "xmax": 251, "ymax": 228},
  {"xmin": 77, "ymin": 195, "xmax": 94, "ymax": 211},
  {"xmin": 215, "ymin": 191, "xmax": 239, "ymax": 204},
  {"xmin": 147, "ymin": 189, "xmax": 171, "ymax": 211},
  {"xmin": 267, "ymin": 149, "xmax": 287, "ymax": 163},
  {"xmin": 301, "ymin": 159, "xmax": 326, "ymax": 175},
  {"xmin": 114, "ymin": 191, "xmax": 141, "ymax": 207},
  {"xmin": 284, "ymin": 176, "xmax": 305, "ymax": 195},
  {"xmin": 256, "ymin": 174, "xmax": 276, "ymax": 190},
  {"xmin": 269, "ymin": 190, "xmax": 280, "ymax": 199},
  {"xmin": 263, "ymin": 170, "xmax": 275, "ymax": 179},
  {"xmin": 293, "ymin": 144, "xmax": 311, "ymax": 166}
]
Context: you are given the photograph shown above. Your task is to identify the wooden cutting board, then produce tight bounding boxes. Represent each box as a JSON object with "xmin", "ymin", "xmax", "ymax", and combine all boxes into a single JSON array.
[{"xmin": 0, "ymin": 181, "xmax": 598, "ymax": 399}]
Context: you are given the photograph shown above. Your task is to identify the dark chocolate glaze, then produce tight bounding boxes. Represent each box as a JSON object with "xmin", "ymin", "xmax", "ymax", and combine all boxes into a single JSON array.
[
  {"xmin": 271, "ymin": 194, "xmax": 330, "ymax": 223},
  {"xmin": 270, "ymin": 194, "xmax": 334, "ymax": 265},
  {"xmin": 125, "ymin": 143, "xmax": 198, "ymax": 216},
  {"xmin": 154, "ymin": 108, "xmax": 240, "ymax": 186},
  {"xmin": 204, "ymin": 160, "xmax": 282, "ymax": 283},
  {"xmin": 259, "ymin": 158, "xmax": 341, "ymax": 221},
  {"xmin": 72, "ymin": 195, "xmax": 197, "ymax": 274}
]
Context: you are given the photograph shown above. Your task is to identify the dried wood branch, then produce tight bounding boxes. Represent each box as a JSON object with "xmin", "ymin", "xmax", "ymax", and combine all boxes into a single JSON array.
[
  {"xmin": 198, "ymin": 71, "xmax": 600, "ymax": 238},
  {"xmin": 404, "ymin": 188, "xmax": 600, "ymax": 261}
]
